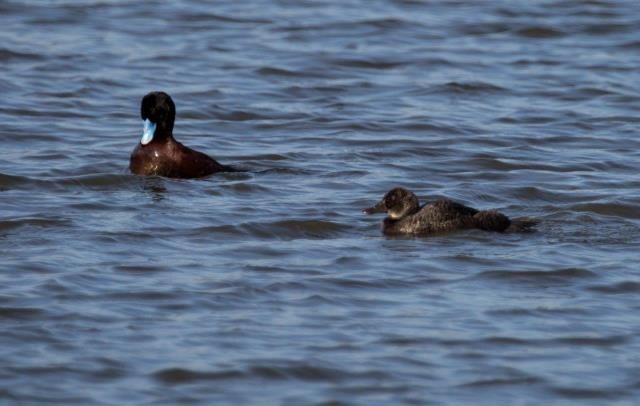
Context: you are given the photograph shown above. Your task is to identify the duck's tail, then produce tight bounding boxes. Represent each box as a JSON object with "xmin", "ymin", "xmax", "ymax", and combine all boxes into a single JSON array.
[
  {"xmin": 473, "ymin": 210, "xmax": 511, "ymax": 232},
  {"xmin": 506, "ymin": 217, "xmax": 538, "ymax": 233},
  {"xmin": 473, "ymin": 211, "xmax": 538, "ymax": 233}
]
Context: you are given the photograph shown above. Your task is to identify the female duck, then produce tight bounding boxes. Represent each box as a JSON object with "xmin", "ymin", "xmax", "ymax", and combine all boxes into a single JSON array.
[
  {"xmin": 130, "ymin": 91, "xmax": 236, "ymax": 178},
  {"xmin": 363, "ymin": 187, "xmax": 533, "ymax": 235}
]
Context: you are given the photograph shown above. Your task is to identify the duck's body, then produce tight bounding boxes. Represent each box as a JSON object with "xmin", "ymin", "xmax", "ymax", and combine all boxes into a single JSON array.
[
  {"xmin": 379, "ymin": 199, "xmax": 511, "ymax": 235},
  {"xmin": 364, "ymin": 188, "xmax": 532, "ymax": 236},
  {"xmin": 130, "ymin": 137, "xmax": 234, "ymax": 178},
  {"xmin": 129, "ymin": 91, "xmax": 236, "ymax": 178}
]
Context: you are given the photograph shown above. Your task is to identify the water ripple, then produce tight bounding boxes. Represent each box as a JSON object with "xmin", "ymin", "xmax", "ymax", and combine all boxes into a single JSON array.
[
  {"xmin": 473, "ymin": 268, "xmax": 597, "ymax": 284},
  {"xmin": 0, "ymin": 216, "xmax": 71, "ymax": 232},
  {"xmin": 0, "ymin": 307, "xmax": 44, "ymax": 320},
  {"xmin": 195, "ymin": 219, "xmax": 350, "ymax": 240},
  {"xmin": 153, "ymin": 361, "xmax": 388, "ymax": 384},
  {"xmin": 588, "ymin": 281, "xmax": 640, "ymax": 294}
]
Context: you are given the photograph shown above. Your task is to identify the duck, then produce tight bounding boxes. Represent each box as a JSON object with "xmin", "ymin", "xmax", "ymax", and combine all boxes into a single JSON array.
[
  {"xmin": 363, "ymin": 187, "xmax": 535, "ymax": 235},
  {"xmin": 129, "ymin": 91, "xmax": 237, "ymax": 178}
]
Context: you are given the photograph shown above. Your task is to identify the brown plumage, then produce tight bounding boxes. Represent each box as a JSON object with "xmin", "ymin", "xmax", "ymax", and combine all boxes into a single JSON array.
[
  {"xmin": 129, "ymin": 91, "xmax": 237, "ymax": 178},
  {"xmin": 363, "ymin": 187, "xmax": 534, "ymax": 236}
]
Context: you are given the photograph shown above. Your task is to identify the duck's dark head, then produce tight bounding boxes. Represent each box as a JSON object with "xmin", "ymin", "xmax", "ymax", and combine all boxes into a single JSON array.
[
  {"xmin": 363, "ymin": 187, "xmax": 420, "ymax": 219},
  {"xmin": 139, "ymin": 91, "xmax": 176, "ymax": 145}
]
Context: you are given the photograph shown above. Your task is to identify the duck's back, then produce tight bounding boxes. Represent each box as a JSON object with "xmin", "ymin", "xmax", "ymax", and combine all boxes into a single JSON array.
[
  {"xmin": 428, "ymin": 199, "xmax": 479, "ymax": 220},
  {"xmin": 171, "ymin": 141, "xmax": 234, "ymax": 178}
]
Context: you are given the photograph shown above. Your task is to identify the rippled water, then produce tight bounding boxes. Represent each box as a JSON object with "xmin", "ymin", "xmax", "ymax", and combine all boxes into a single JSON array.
[{"xmin": 2, "ymin": 0, "xmax": 640, "ymax": 403}]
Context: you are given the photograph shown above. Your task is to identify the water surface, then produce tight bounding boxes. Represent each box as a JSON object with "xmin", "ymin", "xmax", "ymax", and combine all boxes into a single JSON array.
[{"xmin": 1, "ymin": 0, "xmax": 640, "ymax": 404}]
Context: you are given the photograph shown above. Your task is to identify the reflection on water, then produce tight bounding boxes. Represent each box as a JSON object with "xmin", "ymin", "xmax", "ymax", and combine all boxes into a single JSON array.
[{"xmin": 140, "ymin": 177, "xmax": 168, "ymax": 202}]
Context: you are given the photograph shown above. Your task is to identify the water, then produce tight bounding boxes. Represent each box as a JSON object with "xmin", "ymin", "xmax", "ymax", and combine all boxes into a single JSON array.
[{"xmin": 1, "ymin": 0, "xmax": 639, "ymax": 403}]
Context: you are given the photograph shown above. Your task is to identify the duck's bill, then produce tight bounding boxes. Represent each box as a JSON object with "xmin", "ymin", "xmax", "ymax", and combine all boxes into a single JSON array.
[
  {"xmin": 362, "ymin": 201, "xmax": 386, "ymax": 215},
  {"xmin": 141, "ymin": 118, "xmax": 156, "ymax": 145}
]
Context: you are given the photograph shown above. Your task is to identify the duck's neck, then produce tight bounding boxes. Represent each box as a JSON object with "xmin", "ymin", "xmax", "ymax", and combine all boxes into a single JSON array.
[
  {"xmin": 406, "ymin": 205, "xmax": 420, "ymax": 216},
  {"xmin": 155, "ymin": 126, "xmax": 174, "ymax": 139},
  {"xmin": 147, "ymin": 130, "xmax": 175, "ymax": 146},
  {"xmin": 383, "ymin": 217, "xmax": 398, "ymax": 226}
]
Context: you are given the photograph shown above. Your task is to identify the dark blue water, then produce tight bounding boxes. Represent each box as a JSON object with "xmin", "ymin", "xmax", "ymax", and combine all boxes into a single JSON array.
[{"xmin": 1, "ymin": 0, "xmax": 640, "ymax": 403}]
